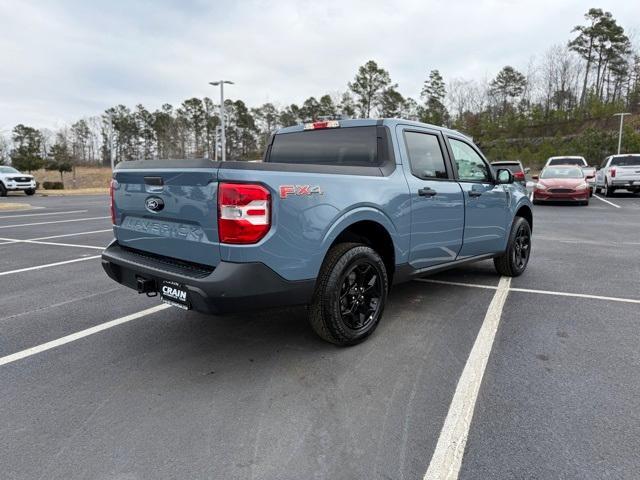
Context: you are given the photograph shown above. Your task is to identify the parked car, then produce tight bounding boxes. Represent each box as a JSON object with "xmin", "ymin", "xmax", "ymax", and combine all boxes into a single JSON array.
[
  {"xmin": 532, "ymin": 166, "xmax": 590, "ymax": 205},
  {"xmin": 0, "ymin": 166, "xmax": 37, "ymax": 196},
  {"xmin": 491, "ymin": 160, "xmax": 529, "ymax": 186},
  {"xmin": 544, "ymin": 156, "xmax": 595, "ymax": 195},
  {"xmin": 102, "ymin": 118, "xmax": 533, "ymax": 346},
  {"xmin": 594, "ymin": 154, "xmax": 640, "ymax": 197}
]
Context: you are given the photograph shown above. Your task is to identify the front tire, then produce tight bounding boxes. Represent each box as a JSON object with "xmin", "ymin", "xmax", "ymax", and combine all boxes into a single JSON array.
[
  {"xmin": 0, "ymin": 182, "xmax": 7, "ymax": 197},
  {"xmin": 24, "ymin": 188, "xmax": 36, "ymax": 196},
  {"xmin": 309, "ymin": 243, "xmax": 388, "ymax": 346},
  {"xmin": 494, "ymin": 217, "xmax": 531, "ymax": 277}
]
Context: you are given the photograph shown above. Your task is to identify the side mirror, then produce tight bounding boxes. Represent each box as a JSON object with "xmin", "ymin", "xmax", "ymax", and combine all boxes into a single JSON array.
[
  {"xmin": 496, "ymin": 168, "xmax": 514, "ymax": 184},
  {"xmin": 524, "ymin": 167, "xmax": 531, "ymax": 174},
  {"xmin": 532, "ymin": 175, "xmax": 539, "ymax": 181}
]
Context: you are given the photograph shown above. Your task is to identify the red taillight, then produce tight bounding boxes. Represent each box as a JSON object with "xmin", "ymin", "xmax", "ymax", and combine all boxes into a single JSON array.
[
  {"xmin": 514, "ymin": 171, "xmax": 525, "ymax": 180},
  {"xmin": 109, "ymin": 179, "xmax": 117, "ymax": 225},
  {"xmin": 303, "ymin": 120, "xmax": 339, "ymax": 130},
  {"xmin": 218, "ymin": 183, "xmax": 271, "ymax": 244},
  {"xmin": 610, "ymin": 167, "xmax": 616, "ymax": 178}
]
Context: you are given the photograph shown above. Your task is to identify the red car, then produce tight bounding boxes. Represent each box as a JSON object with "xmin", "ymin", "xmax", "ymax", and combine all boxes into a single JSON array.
[{"xmin": 532, "ymin": 166, "xmax": 590, "ymax": 205}]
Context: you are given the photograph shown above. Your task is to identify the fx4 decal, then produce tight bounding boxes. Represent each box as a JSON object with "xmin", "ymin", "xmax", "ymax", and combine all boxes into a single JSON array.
[{"xmin": 279, "ymin": 185, "xmax": 323, "ymax": 199}]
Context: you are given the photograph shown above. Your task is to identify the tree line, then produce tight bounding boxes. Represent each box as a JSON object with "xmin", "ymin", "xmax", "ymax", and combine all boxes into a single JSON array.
[{"xmin": 1, "ymin": 7, "xmax": 639, "ymax": 172}]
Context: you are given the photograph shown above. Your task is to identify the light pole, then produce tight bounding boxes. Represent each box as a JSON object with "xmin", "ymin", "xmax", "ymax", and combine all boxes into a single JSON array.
[
  {"xmin": 209, "ymin": 80, "xmax": 234, "ymax": 161},
  {"xmin": 613, "ymin": 113, "xmax": 631, "ymax": 155}
]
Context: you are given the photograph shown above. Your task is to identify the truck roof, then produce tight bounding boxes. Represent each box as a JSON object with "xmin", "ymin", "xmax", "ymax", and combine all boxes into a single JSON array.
[{"xmin": 276, "ymin": 118, "xmax": 471, "ymax": 140}]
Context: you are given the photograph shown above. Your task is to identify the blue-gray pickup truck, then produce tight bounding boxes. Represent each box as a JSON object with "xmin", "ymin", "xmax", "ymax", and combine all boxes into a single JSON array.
[{"xmin": 102, "ymin": 119, "xmax": 533, "ymax": 345}]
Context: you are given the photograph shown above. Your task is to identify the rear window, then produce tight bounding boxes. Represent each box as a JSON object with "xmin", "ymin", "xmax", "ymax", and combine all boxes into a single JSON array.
[
  {"xmin": 548, "ymin": 158, "xmax": 585, "ymax": 166},
  {"xmin": 268, "ymin": 126, "xmax": 378, "ymax": 166},
  {"xmin": 610, "ymin": 155, "xmax": 640, "ymax": 167},
  {"xmin": 493, "ymin": 164, "xmax": 523, "ymax": 174}
]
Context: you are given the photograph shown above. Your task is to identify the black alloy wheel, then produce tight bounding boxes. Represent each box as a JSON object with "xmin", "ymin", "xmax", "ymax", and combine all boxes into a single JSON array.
[
  {"xmin": 512, "ymin": 222, "xmax": 531, "ymax": 271},
  {"xmin": 338, "ymin": 260, "xmax": 382, "ymax": 332}
]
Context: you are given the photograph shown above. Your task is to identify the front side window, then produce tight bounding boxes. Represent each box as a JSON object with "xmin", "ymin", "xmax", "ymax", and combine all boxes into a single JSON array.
[
  {"xmin": 404, "ymin": 131, "xmax": 448, "ymax": 180},
  {"xmin": 449, "ymin": 138, "xmax": 490, "ymax": 182}
]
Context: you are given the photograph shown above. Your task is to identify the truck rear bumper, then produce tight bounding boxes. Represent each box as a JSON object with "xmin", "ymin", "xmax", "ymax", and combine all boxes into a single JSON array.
[
  {"xmin": 611, "ymin": 180, "xmax": 640, "ymax": 188},
  {"xmin": 101, "ymin": 241, "xmax": 315, "ymax": 314}
]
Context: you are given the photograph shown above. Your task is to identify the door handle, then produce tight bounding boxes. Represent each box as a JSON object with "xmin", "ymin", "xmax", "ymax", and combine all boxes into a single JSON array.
[
  {"xmin": 468, "ymin": 190, "xmax": 483, "ymax": 197},
  {"xmin": 418, "ymin": 187, "xmax": 437, "ymax": 197}
]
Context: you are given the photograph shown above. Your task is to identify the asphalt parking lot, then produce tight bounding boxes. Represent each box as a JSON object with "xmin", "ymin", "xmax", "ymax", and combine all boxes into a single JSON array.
[{"xmin": 1, "ymin": 192, "xmax": 640, "ymax": 480}]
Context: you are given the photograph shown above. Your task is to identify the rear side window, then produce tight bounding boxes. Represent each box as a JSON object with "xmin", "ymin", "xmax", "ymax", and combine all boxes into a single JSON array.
[
  {"xmin": 404, "ymin": 131, "xmax": 448, "ymax": 180},
  {"xmin": 610, "ymin": 155, "xmax": 640, "ymax": 166},
  {"xmin": 268, "ymin": 126, "xmax": 378, "ymax": 166}
]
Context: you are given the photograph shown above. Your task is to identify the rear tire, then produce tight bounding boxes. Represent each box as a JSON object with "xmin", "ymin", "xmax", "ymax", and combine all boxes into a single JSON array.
[
  {"xmin": 24, "ymin": 188, "xmax": 35, "ymax": 196},
  {"xmin": 494, "ymin": 216, "xmax": 531, "ymax": 277},
  {"xmin": 0, "ymin": 182, "xmax": 6, "ymax": 197},
  {"xmin": 604, "ymin": 181, "xmax": 615, "ymax": 197},
  {"xmin": 309, "ymin": 242, "xmax": 388, "ymax": 346}
]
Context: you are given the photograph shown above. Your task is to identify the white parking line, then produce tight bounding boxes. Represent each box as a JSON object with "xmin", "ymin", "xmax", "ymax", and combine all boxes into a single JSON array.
[
  {"xmin": 0, "ymin": 255, "xmax": 101, "ymax": 276},
  {"xmin": 0, "ymin": 229, "xmax": 113, "ymax": 245},
  {"xmin": 510, "ymin": 287, "xmax": 640, "ymax": 304},
  {"xmin": 0, "ymin": 216, "xmax": 109, "ymax": 229},
  {"xmin": 534, "ymin": 235, "xmax": 640, "ymax": 247},
  {"xmin": 593, "ymin": 194, "xmax": 621, "ymax": 208},
  {"xmin": 33, "ymin": 229, "xmax": 112, "ymax": 240},
  {"xmin": 415, "ymin": 278, "xmax": 498, "ymax": 290},
  {"xmin": 424, "ymin": 277, "xmax": 512, "ymax": 480},
  {"xmin": 0, "ymin": 209, "xmax": 87, "ymax": 219},
  {"xmin": 0, "ymin": 305, "xmax": 170, "ymax": 367},
  {"xmin": 416, "ymin": 278, "xmax": 640, "ymax": 304},
  {"xmin": 0, "ymin": 237, "xmax": 104, "ymax": 250}
]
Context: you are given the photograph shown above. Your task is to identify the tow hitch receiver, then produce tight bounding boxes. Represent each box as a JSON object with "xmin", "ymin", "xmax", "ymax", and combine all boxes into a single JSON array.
[{"xmin": 136, "ymin": 277, "xmax": 157, "ymax": 296}]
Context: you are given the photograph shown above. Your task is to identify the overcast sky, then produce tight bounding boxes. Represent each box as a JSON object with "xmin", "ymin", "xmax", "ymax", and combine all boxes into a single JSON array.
[{"xmin": 0, "ymin": 0, "xmax": 638, "ymax": 132}]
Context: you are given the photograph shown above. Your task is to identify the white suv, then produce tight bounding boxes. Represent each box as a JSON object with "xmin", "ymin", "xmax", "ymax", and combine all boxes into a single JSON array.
[{"xmin": 0, "ymin": 166, "xmax": 37, "ymax": 196}]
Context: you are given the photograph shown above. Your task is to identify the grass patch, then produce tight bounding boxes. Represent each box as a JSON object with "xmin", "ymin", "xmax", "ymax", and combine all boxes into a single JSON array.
[{"xmin": 0, "ymin": 202, "xmax": 33, "ymax": 211}]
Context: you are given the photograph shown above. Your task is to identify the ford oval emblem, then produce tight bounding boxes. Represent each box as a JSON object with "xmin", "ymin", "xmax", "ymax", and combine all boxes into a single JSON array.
[{"xmin": 145, "ymin": 196, "xmax": 164, "ymax": 212}]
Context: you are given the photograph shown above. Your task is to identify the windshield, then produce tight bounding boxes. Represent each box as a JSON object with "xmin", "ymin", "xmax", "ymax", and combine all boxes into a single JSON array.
[
  {"xmin": 610, "ymin": 155, "xmax": 640, "ymax": 167},
  {"xmin": 540, "ymin": 167, "xmax": 584, "ymax": 179},
  {"xmin": 548, "ymin": 158, "xmax": 585, "ymax": 166},
  {"xmin": 0, "ymin": 166, "xmax": 19, "ymax": 174},
  {"xmin": 268, "ymin": 126, "xmax": 378, "ymax": 166}
]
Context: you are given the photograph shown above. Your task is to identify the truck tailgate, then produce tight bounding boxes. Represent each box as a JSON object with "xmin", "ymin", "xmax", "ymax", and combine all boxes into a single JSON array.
[
  {"xmin": 112, "ymin": 166, "xmax": 220, "ymax": 267},
  {"xmin": 614, "ymin": 165, "xmax": 640, "ymax": 180}
]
